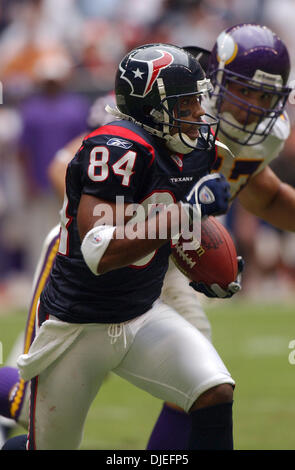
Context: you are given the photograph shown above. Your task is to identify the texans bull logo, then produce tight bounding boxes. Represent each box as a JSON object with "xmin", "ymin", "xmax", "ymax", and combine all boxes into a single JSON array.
[{"xmin": 119, "ymin": 49, "xmax": 174, "ymax": 98}]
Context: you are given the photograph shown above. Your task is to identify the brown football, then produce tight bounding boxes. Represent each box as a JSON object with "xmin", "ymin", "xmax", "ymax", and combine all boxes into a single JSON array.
[{"xmin": 171, "ymin": 216, "xmax": 238, "ymax": 288}]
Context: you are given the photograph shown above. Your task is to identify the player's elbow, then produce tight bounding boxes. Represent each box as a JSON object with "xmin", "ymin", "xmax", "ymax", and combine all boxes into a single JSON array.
[
  {"xmin": 81, "ymin": 226, "xmax": 116, "ymax": 276},
  {"xmin": 96, "ymin": 253, "xmax": 116, "ymax": 275}
]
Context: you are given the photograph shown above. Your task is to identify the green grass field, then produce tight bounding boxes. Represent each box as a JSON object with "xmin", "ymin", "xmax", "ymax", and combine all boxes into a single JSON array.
[{"xmin": 1, "ymin": 299, "xmax": 295, "ymax": 450}]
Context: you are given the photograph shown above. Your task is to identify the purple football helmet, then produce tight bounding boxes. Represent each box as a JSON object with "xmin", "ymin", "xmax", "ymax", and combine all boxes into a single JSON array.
[{"xmin": 208, "ymin": 24, "xmax": 291, "ymax": 145}]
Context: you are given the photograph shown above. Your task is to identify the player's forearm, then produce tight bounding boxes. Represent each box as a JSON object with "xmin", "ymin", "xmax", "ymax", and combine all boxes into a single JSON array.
[
  {"xmin": 240, "ymin": 181, "xmax": 295, "ymax": 231},
  {"xmin": 48, "ymin": 159, "xmax": 67, "ymax": 201},
  {"xmin": 48, "ymin": 134, "xmax": 85, "ymax": 201},
  {"xmin": 78, "ymin": 194, "xmax": 200, "ymax": 275},
  {"xmin": 97, "ymin": 202, "xmax": 189, "ymax": 274}
]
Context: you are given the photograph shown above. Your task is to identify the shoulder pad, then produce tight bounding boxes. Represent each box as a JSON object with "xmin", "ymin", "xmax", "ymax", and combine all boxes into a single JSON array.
[{"xmin": 269, "ymin": 112, "xmax": 290, "ymax": 141}]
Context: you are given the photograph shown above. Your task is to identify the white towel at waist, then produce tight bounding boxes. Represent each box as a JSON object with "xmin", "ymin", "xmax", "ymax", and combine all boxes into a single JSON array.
[{"xmin": 17, "ymin": 318, "xmax": 84, "ymax": 381}]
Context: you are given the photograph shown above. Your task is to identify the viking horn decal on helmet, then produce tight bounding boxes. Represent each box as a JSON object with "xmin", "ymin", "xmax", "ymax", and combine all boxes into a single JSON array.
[{"xmin": 119, "ymin": 50, "xmax": 174, "ymax": 98}]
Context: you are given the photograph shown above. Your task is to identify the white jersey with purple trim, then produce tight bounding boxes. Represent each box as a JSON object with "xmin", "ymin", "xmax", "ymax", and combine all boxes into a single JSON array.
[
  {"xmin": 204, "ymin": 96, "xmax": 291, "ymax": 198},
  {"xmin": 161, "ymin": 106, "xmax": 290, "ymax": 342}
]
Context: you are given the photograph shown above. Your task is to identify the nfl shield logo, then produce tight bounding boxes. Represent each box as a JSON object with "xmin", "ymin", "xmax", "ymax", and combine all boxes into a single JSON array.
[{"xmin": 199, "ymin": 186, "xmax": 215, "ymax": 204}]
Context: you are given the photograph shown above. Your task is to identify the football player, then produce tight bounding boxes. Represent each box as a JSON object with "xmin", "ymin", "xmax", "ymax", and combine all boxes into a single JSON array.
[
  {"xmin": 147, "ymin": 23, "xmax": 295, "ymax": 450},
  {"xmin": 2, "ymin": 23, "xmax": 293, "ymax": 450},
  {"xmin": 3, "ymin": 43, "xmax": 236, "ymax": 450},
  {"xmin": 0, "ymin": 94, "xmax": 116, "ymax": 439}
]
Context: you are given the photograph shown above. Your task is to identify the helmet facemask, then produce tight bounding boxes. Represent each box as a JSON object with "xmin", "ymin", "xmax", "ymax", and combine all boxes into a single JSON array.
[
  {"xmin": 212, "ymin": 68, "xmax": 291, "ymax": 145},
  {"xmin": 148, "ymin": 77, "xmax": 219, "ymax": 154}
]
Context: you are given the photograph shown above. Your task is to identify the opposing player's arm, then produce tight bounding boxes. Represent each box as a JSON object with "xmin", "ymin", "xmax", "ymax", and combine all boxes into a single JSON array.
[
  {"xmin": 238, "ymin": 165, "xmax": 295, "ymax": 231},
  {"xmin": 48, "ymin": 133, "xmax": 85, "ymax": 201},
  {"xmin": 77, "ymin": 193, "xmax": 185, "ymax": 274}
]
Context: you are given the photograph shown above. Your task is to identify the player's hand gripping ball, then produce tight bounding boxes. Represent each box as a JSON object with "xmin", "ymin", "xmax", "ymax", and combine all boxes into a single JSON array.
[{"xmin": 171, "ymin": 216, "xmax": 243, "ymax": 298}]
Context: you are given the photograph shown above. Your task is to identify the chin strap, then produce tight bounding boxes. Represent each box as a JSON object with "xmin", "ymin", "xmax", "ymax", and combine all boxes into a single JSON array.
[
  {"xmin": 165, "ymin": 133, "xmax": 198, "ymax": 154},
  {"xmin": 214, "ymin": 139, "xmax": 235, "ymax": 159},
  {"xmin": 105, "ymin": 105, "xmax": 198, "ymax": 154},
  {"xmin": 105, "ymin": 104, "xmax": 164, "ymax": 138}
]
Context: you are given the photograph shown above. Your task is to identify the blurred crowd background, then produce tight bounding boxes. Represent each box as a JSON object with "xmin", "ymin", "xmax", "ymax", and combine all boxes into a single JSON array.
[{"xmin": 1, "ymin": 0, "xmax": 295, "ymax": 310}]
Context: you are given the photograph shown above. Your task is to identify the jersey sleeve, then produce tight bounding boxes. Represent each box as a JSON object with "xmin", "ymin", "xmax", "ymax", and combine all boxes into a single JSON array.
[{"xmin": 77, "ymin": 134, "xmax": 153, "ymax": 203}]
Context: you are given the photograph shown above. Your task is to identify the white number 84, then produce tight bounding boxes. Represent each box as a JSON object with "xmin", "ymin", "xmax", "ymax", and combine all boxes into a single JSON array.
[{"xmin": 88, "ymin": 145, "xmax": 137, "ymax": 187}]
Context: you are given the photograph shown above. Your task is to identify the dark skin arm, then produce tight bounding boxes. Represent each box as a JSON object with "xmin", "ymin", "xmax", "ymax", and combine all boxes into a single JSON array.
[{"xmin": 77, "ymin": 194, "xmax": 185, "ymax": 274}]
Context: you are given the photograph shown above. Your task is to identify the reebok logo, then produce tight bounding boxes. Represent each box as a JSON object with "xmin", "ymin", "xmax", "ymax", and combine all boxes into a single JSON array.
[{"xmin": 107, "ymin": 138, "xmax": 133, "ymax": 149}]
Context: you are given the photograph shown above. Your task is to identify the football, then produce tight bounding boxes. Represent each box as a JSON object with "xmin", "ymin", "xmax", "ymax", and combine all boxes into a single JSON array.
[{"xmin": 171, "ymin": 216, "xmax": 238, "ymax": 287}]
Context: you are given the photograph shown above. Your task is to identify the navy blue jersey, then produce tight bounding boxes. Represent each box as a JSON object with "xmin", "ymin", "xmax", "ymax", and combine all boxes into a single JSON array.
[{"xmin": 40, "ymin": 120, "xmax": 216, "ymax": 324}]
